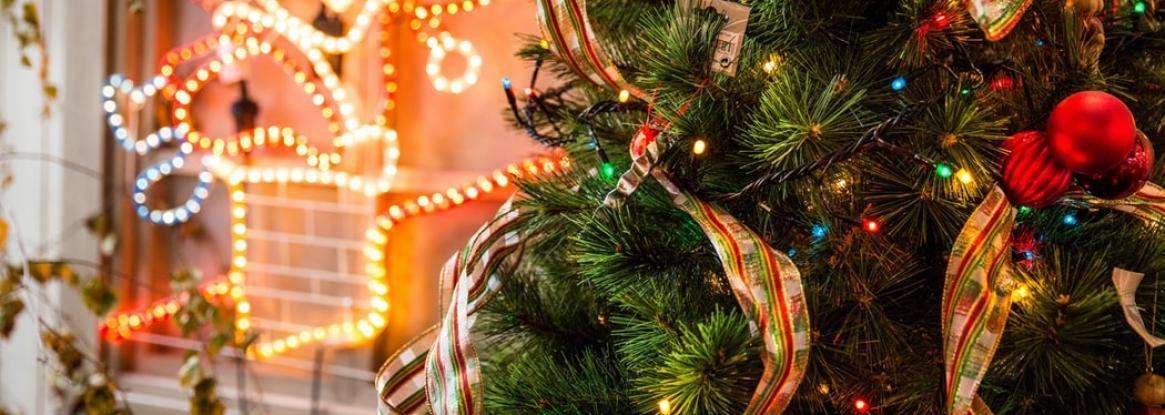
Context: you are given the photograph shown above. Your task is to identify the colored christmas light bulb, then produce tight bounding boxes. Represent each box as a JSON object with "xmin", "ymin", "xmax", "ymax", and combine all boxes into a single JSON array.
[
  {"xmin": 890, "ymin": 76, "xmax": 907, "ymax": 91},
  {"xmin": 658, "ymin": 399, "xmax": 671, "ymax": 415},
  {"xmin": 854, "ymin": 398, "xmax": 870, "ymax": 413},
  {"xmin": 1134, "ymin": 1, "xmax": 1147, "ymax": 14},
  {"xmin": 1011, "ymin": 284, "xmax": 1030, "ymax": 300},
  {"xmin": 787, "ymin": 248, "xmax": 797, "ymax": 257},
  {"xmin": 692, "ymin": 139, "xmax": 707, "ymax": 155},
  {"xmin": 988, "ymin": 74, "xmax": 1016, "ymax": 91},
  {"xmin": 955, "ymin": 168, "xmax": 973, "ymax": 184},
  {"xmin": 935, "ymin": 163, "xmax": 953, "ymax": 179},
  {"xmin": 601, "ymin": 162, "xmax": 617, "ymax": 179},
  {"xmin": 929, "ymin": 11, "xmax": 951, "ymax": 30},
  {"xmin": 1062, "ymin": 213, "xmax": 1078, "ymax": 226},
  {"xmin": 502, "ymin": 76, "xmax": 512, "ymax": 90},
  {"xmin": 1017, "ymin": 206, "xmax": 1033, "ymax": 215},
  {"xmin": 863, "ymin": 218, "xmax": 881, "ymax": 234},
  {"xmin": 811, "ymin": 224, "xmax": 828, "ymax": 239}
]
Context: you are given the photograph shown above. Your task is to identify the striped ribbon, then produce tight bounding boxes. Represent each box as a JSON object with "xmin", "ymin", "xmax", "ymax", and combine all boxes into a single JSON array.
[
  {"xmin": 377, "ymin": 199, "xmax": 525, "ymax": 415},
  {"xmin": 943, "ymin": 182, "xmax": 1165, "ymax": 414},
  {"xmin": 603, "ymin": 123, "xmax": 666, "ymax": 207},
  {"xmin": 942, "ymin": 186, "xmax": 1017, "ymax": 415},
  {"xmin": 535, "ymin": 0, "xmax": 646, "ymax": 100},
  {"xmin": 964, "ymin": 0, "xmax": 1033, "ymax": 41},
  {"xmin": 1078, "ymin": 182, "xmax": 1165, "ymax": 224},
  {"xmin": 653, "ymin": 171, "xmax": 810, "ymax": 414}
]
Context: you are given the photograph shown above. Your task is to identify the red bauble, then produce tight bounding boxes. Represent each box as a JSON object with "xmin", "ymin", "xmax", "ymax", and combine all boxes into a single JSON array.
[
  {"xmin": 1077, "ymin": 131, "xmax": 1155, "ymax": 200},
  {"xmin": 1001, "ymin": 131, "xmax": 1074, "ymax": 208},
  {"xmin": 1047, "ymin": 91, "xmax": 1138, "ymax": 174}
]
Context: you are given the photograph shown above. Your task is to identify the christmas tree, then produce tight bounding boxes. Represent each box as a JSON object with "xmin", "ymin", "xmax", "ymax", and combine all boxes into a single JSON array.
[{"xmin": 377, "ymin": 0, "xmax": 1165, "ymax": 414}]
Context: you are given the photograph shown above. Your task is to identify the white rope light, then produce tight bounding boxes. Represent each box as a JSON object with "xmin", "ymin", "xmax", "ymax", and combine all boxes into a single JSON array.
[
  {"xmin": 213, "ymin": 0, "xmax": 389, "ymax": 54},
  {"xmin": 425, "ymin": 31, "xmax": 481, "ymax": 94},
  {"xmin": 102, "ymin": 75, "xmax": 213, "ymax": 226}
]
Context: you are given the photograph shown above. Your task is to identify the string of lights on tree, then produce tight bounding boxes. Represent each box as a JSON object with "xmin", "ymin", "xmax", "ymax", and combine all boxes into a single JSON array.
[{"xmin": 486, "ymin": 3, "xmax": 1139, "ymax": 412}]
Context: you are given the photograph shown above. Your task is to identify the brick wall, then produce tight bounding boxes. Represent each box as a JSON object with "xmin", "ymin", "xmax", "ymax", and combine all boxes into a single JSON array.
[{"xmin": 243, "ymin": 180, "xmax": 374, "ymax": 360}]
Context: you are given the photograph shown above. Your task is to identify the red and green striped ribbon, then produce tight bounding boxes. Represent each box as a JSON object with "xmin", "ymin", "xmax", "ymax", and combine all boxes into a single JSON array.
[
  {"xmin": 942, "ymin": 186, "xmax": 1016, "ymax": 415},
  {"xmin": 603, "ymin": 125, "xmax": 666, "ymax": 207},
  {"xmin": 963, "ymin": 0, "xmax": 1033, "ymax": 41},
  {"xmin": 653, "ymin": 171, "xmax": 810, "ymax": 414},
  {"xmin": 1077, "ymin": 183, "xmax": 1165, "ymax": 224},
  {"xmin": 376, "ymin": 199, "xmax": 525, "ymax": 415},
  {"xmin": 942, "ymin": 183, "xmax": 1165, "ymax": 414},
  {"xmin": 535, "ymin": 0, "xmax": 646, "ymax": 100}
]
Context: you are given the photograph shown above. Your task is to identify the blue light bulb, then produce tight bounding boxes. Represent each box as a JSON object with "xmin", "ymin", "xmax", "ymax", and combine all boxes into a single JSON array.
[
  {"xmin": 811, "ymin": 224, "xmax": 828, "ymax": 240},
  {"xmin": 502, "ymin": 77, "xmax": 512, "ymax": 90},
  {"xmin": 890, "ymin": 76, "xmax": 907, "ymax": 91},
  {"xmin": 1062, "ymin": 213, "xmax": 1078, "ymax": 226}
]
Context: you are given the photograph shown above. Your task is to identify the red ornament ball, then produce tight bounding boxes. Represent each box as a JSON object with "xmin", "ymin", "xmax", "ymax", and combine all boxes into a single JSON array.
[
  {"xmin": 1001, "ymin": 131, "xmax": 1074, "ymax": 208},
  {"xmin": 1047, "ymin": 91, "xmax": 1138, "ymax": 174},
  {"xmin": 1077, "ymin": 131, "xmax": 1154, "ymax": 200}
]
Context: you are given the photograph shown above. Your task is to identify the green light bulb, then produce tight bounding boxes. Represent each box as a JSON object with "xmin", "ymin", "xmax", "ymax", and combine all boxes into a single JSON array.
[
  {"xmin": 935, "ymin": 163, "xmax": 953, "ymax": 179},
  {"xmin": 1134, "ymin": 1, "xmax": 1147, "ymax": 14},
  {"xmin": 601, "ymin": 163, "xmax": 616, "ymax": 179}
]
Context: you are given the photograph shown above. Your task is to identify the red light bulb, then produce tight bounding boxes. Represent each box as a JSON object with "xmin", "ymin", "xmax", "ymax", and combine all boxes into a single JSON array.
[
  {"xmin": 988, "ymin": 74, "xmax": 1015, "ymax": 91},
  {"xmin": 853, "ymin": 398, "xmax": 870, "ymax": 413},
  {"xmin": 930, "ymin": 12, "xmax": 951, "ymax": 30},
  {"xmin": 862, "ymin": 218, "xmax": 880, "ymax": 234}
]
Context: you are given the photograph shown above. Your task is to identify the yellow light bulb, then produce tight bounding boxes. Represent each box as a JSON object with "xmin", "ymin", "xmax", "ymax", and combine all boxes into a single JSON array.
[
  {"xmin": 1012, "ymin": 284, "xmax": 1030, "ymax": 301},
  {"xmin": 692, "ymin": 139, "xmax": 707, "ymax": 155},
  {"xmin": 658, "ymin": 399, "xmax": 671, "ymax": 415},
  {"xmin": 956, "ymin": 168, "xmax": 973, "ymax": 185}
]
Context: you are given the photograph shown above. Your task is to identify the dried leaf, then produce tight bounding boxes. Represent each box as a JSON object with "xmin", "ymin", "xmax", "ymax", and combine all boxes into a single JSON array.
[
  {"xmin": 190, "ymin": 378, "xmax": 225, "ymax": 415},
  {"xmin": 80, "ymin": 277, "xmax": 116, "ymax": 316},
  {"xmin": 81, "ymin": 381, "xmax": 127, "ymax": 415},
  {"xmin": 55, "ymin": 262, "xmax": 76, "ymax": 284},
  {"xmin": 0, "ymin": 297, "xmax": 24, "ymax": 338},
  {"xmin": 28, "ymin": 261, "xmax": 53, "ymax": 282},
  {"xmin": 41, "ymin": 329, "xmax": 82, "ymax": 376},
  {"xmin": 84, "ymin": 213, "xmax": 110, "ymax": 236},
  {"xmin": 169, "ymin": 268, "xmax": 201, "ymax": 292},
  {"xmin": 20, "ymin": 3, "xmax": 38, "ymax": 27},
  {"xmin": 0, "ymin": 218, "xmax": 7, "ymax": 252}
]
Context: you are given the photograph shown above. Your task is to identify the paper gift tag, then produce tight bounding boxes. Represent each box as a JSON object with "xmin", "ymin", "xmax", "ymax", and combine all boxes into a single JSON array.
[{"xmin": 684, "ymin": 0, "xmax": 750, "ymax": 76}]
